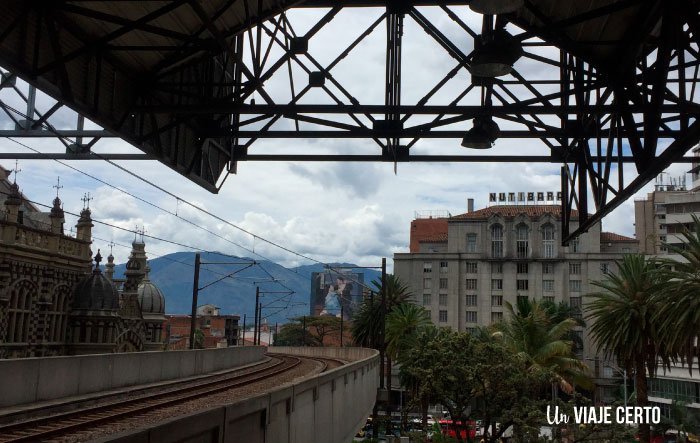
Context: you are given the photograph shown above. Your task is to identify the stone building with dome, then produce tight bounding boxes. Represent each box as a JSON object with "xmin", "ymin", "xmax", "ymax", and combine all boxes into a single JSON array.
[{"xmin": 0, "ymin": 166, "xmax": 167, "ymax": 358}]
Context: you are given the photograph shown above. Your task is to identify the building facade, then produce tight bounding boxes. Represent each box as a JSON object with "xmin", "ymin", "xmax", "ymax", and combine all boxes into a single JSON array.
[
  {"xmin": 0, "ymin": 166, "xmax": 166, "ymax": 358},
  {"xmin": 634, "ymin": 170, "xmax": 700, "ymax": 418},
  {"xmin": 394, "ymin": 203, "xmax": 638, "ymax": 362},
  {"xmin": 166, "ymin": 304, "xmax": 240, "ymax": 350}
]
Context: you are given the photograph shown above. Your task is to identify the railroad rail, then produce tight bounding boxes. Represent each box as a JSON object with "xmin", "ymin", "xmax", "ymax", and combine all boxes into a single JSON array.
[{"xmin": 0, "ymin": 355, "xmax": 306, "ymax": 442}]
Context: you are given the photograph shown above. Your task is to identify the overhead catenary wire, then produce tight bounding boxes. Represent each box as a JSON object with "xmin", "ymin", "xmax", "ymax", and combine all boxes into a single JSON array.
[
  {"xmin": 10, "ymin": 191, "xmax": 299, "ymax": 307},
  {"xmin": 2, "ymin": 104, "xmax": 379, "ymax": 293}
]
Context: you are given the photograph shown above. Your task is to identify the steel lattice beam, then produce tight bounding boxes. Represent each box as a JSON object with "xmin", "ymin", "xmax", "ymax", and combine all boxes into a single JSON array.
[{"xmin": 0, "ymin": 0, "xmax": 698, "ymax": 242}]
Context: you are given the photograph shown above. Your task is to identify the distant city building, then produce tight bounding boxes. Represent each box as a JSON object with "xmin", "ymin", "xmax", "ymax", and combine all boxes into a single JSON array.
[
  {"xmin": 310, "ymin": 270, "xmax": 364, "ymax": 321},
  {"xmin": 166, "ymin": 305, "xmax": 240, "ymax": 349},
  {"xmin": 635, "ymin": 170, "xmax": 700, "ymax": 257},
  {"xmin": 394, "ymin": 201, "xmax": 638, "ymax": 363},
  {"xmin": 0, "ymin": 166, "xmax": 166, "ymax": 358},
  {"xmin": 634, "ymin": 167, "xmax": 700, "ymax": 418}
]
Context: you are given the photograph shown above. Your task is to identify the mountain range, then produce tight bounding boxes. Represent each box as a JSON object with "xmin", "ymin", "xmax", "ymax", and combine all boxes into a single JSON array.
[{"xmin": 113, "ymin": 251, "xmax": 382, "ymax": 325}]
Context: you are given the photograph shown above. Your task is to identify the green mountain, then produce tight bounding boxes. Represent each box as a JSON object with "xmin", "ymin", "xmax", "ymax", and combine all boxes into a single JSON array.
[{"xmin": 113, "ymin": 251, "xmax": 381, "ymax": 325}]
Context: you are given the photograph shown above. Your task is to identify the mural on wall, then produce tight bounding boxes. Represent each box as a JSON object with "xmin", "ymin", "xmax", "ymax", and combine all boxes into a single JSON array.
[{"xmin": 310, "ymin": 271, "xmax": 365, "ymax": 321}]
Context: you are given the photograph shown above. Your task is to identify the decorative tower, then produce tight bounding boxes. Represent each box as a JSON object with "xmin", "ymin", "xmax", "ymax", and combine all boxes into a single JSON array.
[
  {"xmin": 114, "ymin": 233, "xmax": 148, "ymax": 352},
  {"xmin": 49, "ymin": 177, "xmax": 64, "ymax": 235},
  {"xmin": 105, "ymin": 245, "xmax": 115, "ymax": 282},
  {"xmin": 68, "ymin": 250, "xmax": 121, "ymax": 355},
  {"xmin": 75, "ymin": 208, "xmax": 92, "ymax": 242},
  {"xmin": 137, "ymin": 263, "xmax": 166, "ymax": 350}
]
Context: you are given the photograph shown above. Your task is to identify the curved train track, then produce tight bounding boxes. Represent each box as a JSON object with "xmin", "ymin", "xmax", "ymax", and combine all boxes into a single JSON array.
[{"xmin": 0, "ymin": 354, "xmax": 319, "ymax": 442}]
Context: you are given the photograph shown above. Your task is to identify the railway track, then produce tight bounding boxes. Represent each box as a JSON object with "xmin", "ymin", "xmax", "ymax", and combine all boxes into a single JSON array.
[{"xmin": 0, "ymin": 355, "xmax": 302, "ymax": 442}]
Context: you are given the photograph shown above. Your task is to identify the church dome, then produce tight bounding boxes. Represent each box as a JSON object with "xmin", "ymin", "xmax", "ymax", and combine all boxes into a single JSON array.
[
  {"xmin": 137, "ymin": 266, "xmax": 165, "ymax": 314},
  {"xmin": 72, "ymin": 251, "xmax": 119, "ymax": 311}
]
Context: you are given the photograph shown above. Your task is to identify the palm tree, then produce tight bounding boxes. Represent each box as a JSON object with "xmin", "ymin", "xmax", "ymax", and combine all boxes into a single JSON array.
[
  {"xmin": 656, "ymin": 215, "xmax": 700, "ymax": 374},
  {"xmin": 493, "ymin": 298, "xmax": 589, "ymax": 393},
  {"xmin": 385, "ymin": 302, "xmax": 431, "ymax": 361},
  {"xmin": 586, "ymin": 254, "xmax": 670, "ymax": 443},
  {"xmin": 385, "ymin": 303, "xmax": 432, "ymax": 432},
  {"xmin": 351, "ymin": 274, "xmax": 412, "ymax": 438}
]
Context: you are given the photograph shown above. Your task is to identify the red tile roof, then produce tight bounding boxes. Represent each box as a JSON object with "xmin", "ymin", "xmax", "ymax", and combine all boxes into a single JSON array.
[
  {"xmin": 450, "ymin": 205, "xmax": 579, "ymax": 220},
  {"xmin": 601, "ymin": 232, "xmax": 636, "ymax": 242},
  {"xmin": 418, "ymin": 233, "xmax": 448, "ymax": 243}
]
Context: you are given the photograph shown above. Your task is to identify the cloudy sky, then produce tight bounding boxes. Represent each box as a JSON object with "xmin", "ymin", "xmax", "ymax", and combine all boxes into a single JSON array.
[{"xmin": 0, "ymin": 5, "xmax": 693, "ymax": 275}]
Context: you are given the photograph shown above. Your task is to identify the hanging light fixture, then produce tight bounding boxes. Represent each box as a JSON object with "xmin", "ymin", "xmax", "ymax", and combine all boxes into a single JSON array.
[
  {"xmin": 469, "ymin": 0, "xmax": 524, "ymax": 15},
  {"xmin": 461, "ymin": 117, "xmax": 500, "ymax": 149},
  {"xmin": 470, "ymin": 29, "xmax": 523, "ymax": 78}
]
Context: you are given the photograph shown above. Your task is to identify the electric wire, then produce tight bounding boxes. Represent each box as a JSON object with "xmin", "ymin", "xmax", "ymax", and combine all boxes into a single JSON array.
[{"xmin": 1, "ymin": 103, "xmax": 379, "ymax": 293}]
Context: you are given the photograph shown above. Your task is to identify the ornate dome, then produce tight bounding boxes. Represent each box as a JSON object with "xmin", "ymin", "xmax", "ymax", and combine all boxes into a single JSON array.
[
  {"xmin": 72, "ymin": 251, "xmax": 119, "ymax": 311},
  {"xmin": 137, "ymin": 266, "xmax": 165, "ymax": 314}
]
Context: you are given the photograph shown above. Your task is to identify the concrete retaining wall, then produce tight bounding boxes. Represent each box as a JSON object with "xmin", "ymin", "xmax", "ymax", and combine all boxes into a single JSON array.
[
  {"xmin": 103, "ymin": 347, "xmax": 379, "ymax": 443},
  {"xmin": 0, "ymin": 346, "xmax": 266, "ymax": 407}
]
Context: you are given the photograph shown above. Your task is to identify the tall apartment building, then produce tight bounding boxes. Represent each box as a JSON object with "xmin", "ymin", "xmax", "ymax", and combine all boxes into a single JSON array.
[
  {"xmin": 634, "ymin": 167, "xmax": 700, "ymax": 418},
  {"xmin": 394, "ymin": 201, "xmax": 637, "ymax": 362}
]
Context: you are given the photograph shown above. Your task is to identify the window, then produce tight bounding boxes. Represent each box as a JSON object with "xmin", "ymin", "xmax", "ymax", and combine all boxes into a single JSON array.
[
  {"xmin": 569, "ymin": 280, "xmax": 581, "ymax": 292},
  {"xmin": 465, "ymin": 294, "xmax": 477, "ymax": 306},
  {"xmin": 466, "ymin": 327, "xmax": 477, "ymax": 335},
  {"xmin": 7, "ymin": 280, "xmax": 35, "ymax": 343},
  {"xmin": 622, "ymin": 247, "xmax": 630, "ymax": 253},
  {"xmin": 570, "ymin": 239, "xmax": 580, "ymax": 253},
  {"xmin": 466, "ymin": 234, "xmax": 477, "ymax": 253},
  {"xmin": 543, "ymin": 279, "xmax": 554, "ymax": 292},
  {"xmin": 517, "ymin": 295, "xmax": 529, "ymax": 305},
  {"xmin": 439, "ymin": 310, "xmax": 448, "ymax": 322},
  {"xmin": 570, "ymin": 296, "xmax": 582, "ymax": 317},
  {"xmin": 516, "ymin": 224, "xmax": 529, "ymax": 258},
  {"xmin": 491, "ymin": 295, "xmax": 503, "ymax": 306},
  {"xmin": 422, "ymin": 294, "xmax": 432, "ymax": 305},
  {"xmin": 491, "ymin": 312, "xmax": 504, "ymax": 323},
  {"xmin": 439, "ymin": 294, "xmax": 448, "ymax": 306},
  {"xmin": 466, "ymin": 262, "xmax": 478, "ymax": 273},
  {"xmin": 423, "ymin": 262, "xmax": 432, "ymax": 273},
  {"xmin": 600, "ymin": 262, "xmax": 609, "ymax": 274},
  {"xmin": 491, "ymin": 262, "xmax": 502, "ymax": 274},
  {"xmin": 465, "ymin": 279, "xmax": 477, "ymax": 290},
  {"xmin": 423, "ymin": 278, "xmax": 432, "ymax": 289},
  {"xmin": 466, "ymin": 311, "xmax": 477, "ymax": 323},
  {"xmin": 543, "ymin": 295, "xmax": 555, "ymax": 303},
  {"xmin": 543, "ymin": 263, "xmax": 554, "ymax": 274},
  {"xmin": 569, "ymin": 262, "xmax": 581, "ymax": 275},
  {"xmin": 542, "ymin": 224, "xmax": 555, "ymax": 258},
  {"xmin": 517, "ymin": 263, "xmax": 528, "ymax": 274},
  {"xmin": 440, "ymin": 261, "xmax": 449, "ymax": 273},
  {"xmin": 425, "ymin": 309, "xmax": 431, "ymax": 320},
  {"xmin": 517, "ymin": 279, "xmax": 529, "ymax": 290},
  {"xmin": 491, "ymin": 279, "xmax": 503, "ymax": 290},
  {"xmin": 48, "ymin": 286, "xmax": 70, "ymax": 343},
  {"xmin": 439, "ymin": 278, "xmax": 448, "ymax": 290},
  {"xmin": 491, "ymin": 224, "xmax": 503, "ymax": 258}
]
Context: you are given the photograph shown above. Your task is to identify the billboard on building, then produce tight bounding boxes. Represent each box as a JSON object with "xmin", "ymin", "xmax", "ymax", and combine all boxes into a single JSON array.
[{"xmin": 310, "ymin": 271, "xmax": 365, "ymax": 321}]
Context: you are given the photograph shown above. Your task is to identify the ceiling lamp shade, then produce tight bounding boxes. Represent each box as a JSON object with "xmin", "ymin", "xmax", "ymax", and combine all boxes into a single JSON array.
[
  {"xmin": 470, "ymin": 30, "xmax": 523, "ymax": 78},
  {"xmin": 461, "ymin": 117, "xmax": 500, "ymax": 149},
  {"xmin": 469, "ymin": 0, "xmax": 524, "ymax": 15}
]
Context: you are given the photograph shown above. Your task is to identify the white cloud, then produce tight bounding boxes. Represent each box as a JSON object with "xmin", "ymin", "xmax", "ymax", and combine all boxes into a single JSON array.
[{"xmin": 0, "ymin": 5, "xmax": 689, "ymax": 279}]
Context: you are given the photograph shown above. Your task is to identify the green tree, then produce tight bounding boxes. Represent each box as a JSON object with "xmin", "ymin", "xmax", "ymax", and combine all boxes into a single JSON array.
[
  {"xmin": 493, "ymin": 298, "xmax": 589, "ymax": 394},
  {"xmin": 469, "ymin": 337, "xmax": 552, "ymax": 442},
  {"xmin": 351, "ymin": 274, "xmax": 412, "ymax": 388},
  {"xmin": 399, "ymin": 328, "xmax": 476, "ymax": 443},
  {"xmin": 274, "ymin": 316, "xmax": 341, "ymax": 346},
  {"xmin": 385, "ymin": 303, "xmax": 433, "ymax": 431},
  {"xmin": 656, "ymin": 215, "xmax": 700, "ymax": 373},
  {"xmin": 385, "ymin": 302, "xmax": 431, "ymax": 361},
  {"xmin": 193, "ymin": 328, "xmax": 205, "ymax": 349},
  {"xmin": 586, "ymin": 254, "xmax": 671, "ymax": 443}
]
